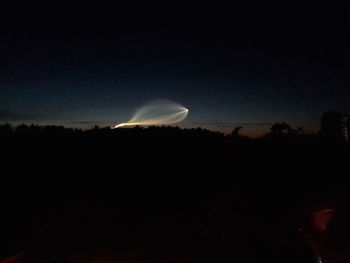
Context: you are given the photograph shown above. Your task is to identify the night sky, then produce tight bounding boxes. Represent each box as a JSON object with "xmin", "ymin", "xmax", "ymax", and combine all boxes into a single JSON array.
[{"xmin": 0, "ymin": 1, "xmax": 348, "ymax": 136}]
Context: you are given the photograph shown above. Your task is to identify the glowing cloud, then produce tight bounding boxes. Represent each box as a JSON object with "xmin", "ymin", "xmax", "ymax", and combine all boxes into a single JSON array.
[{"xmin": 113, "ymin": 100, "xmax": 188, "ymax": 128}]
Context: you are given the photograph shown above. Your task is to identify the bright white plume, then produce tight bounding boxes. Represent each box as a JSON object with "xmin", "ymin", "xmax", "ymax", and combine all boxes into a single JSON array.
[{"xmin": 113, "ymin": 100, "xmax": 188, "ymax": 128}]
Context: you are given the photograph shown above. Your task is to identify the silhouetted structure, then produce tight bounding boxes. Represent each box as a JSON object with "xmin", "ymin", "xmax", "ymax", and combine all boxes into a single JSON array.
[{"xmin": 321, "ymin": 111, "xmax": 350, "ymax": 141}]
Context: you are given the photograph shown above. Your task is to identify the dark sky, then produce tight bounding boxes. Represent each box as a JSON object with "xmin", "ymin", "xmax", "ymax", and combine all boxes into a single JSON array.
[{"xmin": 0, "ymin": 1, "xmax": 348, "ymax": 136}]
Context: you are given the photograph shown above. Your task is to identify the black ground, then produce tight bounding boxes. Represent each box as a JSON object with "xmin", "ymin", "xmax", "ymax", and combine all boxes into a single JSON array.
[{"xmin": 1, "ymin": 125, "xmax": 349, "ymax": 263}]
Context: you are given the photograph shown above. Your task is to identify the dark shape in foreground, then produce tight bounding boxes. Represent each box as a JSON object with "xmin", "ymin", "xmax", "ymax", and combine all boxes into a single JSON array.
[{"xmin": 0, "ymin": 122, "xmax": 349, "ymax": 263}]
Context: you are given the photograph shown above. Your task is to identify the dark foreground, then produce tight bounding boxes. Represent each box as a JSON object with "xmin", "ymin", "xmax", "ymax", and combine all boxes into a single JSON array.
[{"xmin": 1, "ymin": 125, "xmax": 349, "ymax": 263}]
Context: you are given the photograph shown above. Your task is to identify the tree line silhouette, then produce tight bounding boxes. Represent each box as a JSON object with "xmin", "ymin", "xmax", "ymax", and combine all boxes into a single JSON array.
[
  {"xmin": 0, "ymin": 121, "xmax": 346, "ymax": 141},
  {"xmin": 1, "ymin": 122, "xmax": 349, "ymax": 263}
]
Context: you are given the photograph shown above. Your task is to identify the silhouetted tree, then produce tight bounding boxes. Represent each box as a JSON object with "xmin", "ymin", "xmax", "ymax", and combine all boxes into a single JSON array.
[
  {"xmin": 231, "ymin": 126, "xmax": 243, "ymax": 136},
  {"xmin": 296, "ymin": 126, "xmax": 305, "ymax": 134},
  {"xmin": 270, "ymin": 122, "xmax": 292, "ymax": 135}
]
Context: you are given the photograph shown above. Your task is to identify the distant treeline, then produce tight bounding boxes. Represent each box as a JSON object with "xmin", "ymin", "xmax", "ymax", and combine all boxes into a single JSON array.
[
  {"xmin": 1, "ymin": 121, "xmax": 348, "ymax": 186},
  {"xmin": 1, "ymin": 122, "xmax": 349, "ymax": 263},
  {"xmin": 1, "ymin": 122, "xmax": 349, "ymax": 206},
  {"xmin": 0, "ymin": 122, "xmax": 338, "ymax": 139}
]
